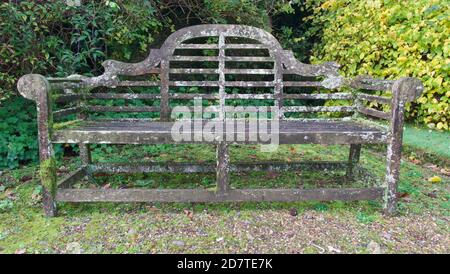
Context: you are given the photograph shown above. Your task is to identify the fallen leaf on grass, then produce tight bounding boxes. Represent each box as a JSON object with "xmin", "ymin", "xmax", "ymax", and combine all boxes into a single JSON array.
[
  {"xmin": 15, "ymin": 248, "xmax": 26, "ymax": 254},
  {"xmin": 19, "ymin": 175, "xmax": 32, "ymax": 182},
  {"xmin": 428, "ymin": 176, "xmax": 442, "ymax": 183},
  {"xmin": 367, "ymin": 241, "xmax": 381, "ymax": 254},
  {"xmin": 265, "ymin": 171, "xmax": 279, "ymax": 180},
  {"xmin": 184, "ymin": 209, "xmax": 193, "ymax": 220},
  {"xmin": 289, "ymin": 208, "xmax": 298, "ymax": 216},
  {"xmin": 426, "ymin": 190, "xmax": 438, "ymax": 198},
  {"xmin": 327, "ymin": 246, "xmax": 341, "ymax": 253}
]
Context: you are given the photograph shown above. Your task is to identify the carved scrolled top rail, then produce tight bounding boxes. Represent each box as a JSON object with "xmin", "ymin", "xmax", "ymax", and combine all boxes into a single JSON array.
[{"xmin": 25, "ymin": 24, "xmax": 423, "ymax": 104}]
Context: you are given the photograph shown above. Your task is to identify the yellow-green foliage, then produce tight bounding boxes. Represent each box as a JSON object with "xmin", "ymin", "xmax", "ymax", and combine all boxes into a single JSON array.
[
  {"xmin": 39, "ymin": 157, "xmax": 57, "ymax": 197},
  {"xmin": 309, "ymin": 0, "xmax": 450, "ymax": 130}
]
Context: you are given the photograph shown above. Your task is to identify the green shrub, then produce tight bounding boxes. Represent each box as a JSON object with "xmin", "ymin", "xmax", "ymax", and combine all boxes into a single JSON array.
[
  {"xmin": 0, "ymin": 0, "xmax": 163, "ymax": 101},
  {"xmin": 0, "ymin": 97, "xmax": 38, "ymax": 169},
  {"xmin": 308, "ymin": 0, "xmax": 449, "ymax": 130}
]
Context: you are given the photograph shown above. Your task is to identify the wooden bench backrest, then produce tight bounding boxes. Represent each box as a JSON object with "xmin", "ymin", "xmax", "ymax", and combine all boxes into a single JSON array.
[{"xmin": 49, "ymin": 25, "xmax": 397, "ymax": 122}]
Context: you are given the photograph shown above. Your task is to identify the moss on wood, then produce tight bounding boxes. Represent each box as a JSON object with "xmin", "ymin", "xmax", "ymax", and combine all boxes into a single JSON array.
[
  {"xmin": 39, "ymin": 157, "xmax": 57, "ymax": 197},
  {"xmin": 53, "ymin": 119, "xmax": 82, "ymax": 130}
]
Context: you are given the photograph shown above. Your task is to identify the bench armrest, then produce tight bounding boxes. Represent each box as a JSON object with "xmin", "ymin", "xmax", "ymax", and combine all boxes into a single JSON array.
[
  {"xmin": 17, "ymin": 74, "xmax": 53, "ymax": 160},
  {"xmin": 391, "ymin": 77, "xmax": 424, "ymax": 104}
]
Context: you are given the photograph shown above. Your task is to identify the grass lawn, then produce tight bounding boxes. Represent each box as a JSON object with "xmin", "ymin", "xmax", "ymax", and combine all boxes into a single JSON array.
[
  {"xmin": 0, "ymin": 143, "xmax": 449, "ymax": 254},
  {"xmin": 403, "ymin": 124, "xmax": 450, "ymax": 164}
]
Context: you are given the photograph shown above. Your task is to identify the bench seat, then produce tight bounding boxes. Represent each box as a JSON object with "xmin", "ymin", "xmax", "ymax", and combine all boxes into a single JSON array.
[{"xmin": 52, "ymin": 119, "xmax": 388, "ymax": 145}]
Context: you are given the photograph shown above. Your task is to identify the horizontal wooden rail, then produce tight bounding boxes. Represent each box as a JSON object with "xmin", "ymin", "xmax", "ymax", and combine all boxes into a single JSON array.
[
  {"xmin": 225, "ymin": 93, "xmax": 274, "ymax": 99},
  {"xmin": 176, "ymin": 44, "xmax": 218, "ymax": 49},
  {"xmin": 170, "ymin": 68, "xmax": 219, "ymax": 74},
  {"xmin": 224, "ymin": 44, "xmax": 266, "ymax": 49},
  {"xmin": 224, "ymin": 56, "xmax": 274, "ymax": 62},
  {"xmin": 117, "ymin": 81, "xmax": 160, "ymax": 87},
  {"xmin": 169, "ymin": 93, "xmax": 219, "ymax": 99},
  {"xmin": 86, "ymin": 106, "xmax": 160, "ymax": 112},
  {"xmin": 224, "ymin": 69, "xmax": 274, "ymax": 74},
  {"xmin": 357, "ymin": 93, "xmax": 391, "ymax": 105},
  {"xmin": 170, "ymin": 56, "xmax": 219, "ymax": 61},
  {"xmin": 283, "ymin": 93, "xmax": 353, "ymax": 100},
  {"xmin": 85, "ymin": 93, "xmax": 161, "ymax": 100},
  {"xmin": 53, "ymin": 107, "xmax": 82, "ymax": 119},
  {"xmin": 56, "ymin": 187, "xmax": 384, "ymax": 202},
  {"xmin": 357, "ymin": 106, "xmax": 390, "ymax": 120},
  {"xmin": 282, "ymin": 106, "xmax": 355, "ymax": 113},
  {"xmin": 283, "ymin": 81, "xmax": 323, "ymax": 87}
]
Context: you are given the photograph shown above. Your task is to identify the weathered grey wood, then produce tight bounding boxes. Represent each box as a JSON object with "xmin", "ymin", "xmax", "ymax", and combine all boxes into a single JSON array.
[
  {"xmin": 50, "ymin": 120, "xmax": 388, "ymax": 145},
  {"xmin": 85, "ymin": 93, "xmax": 161, "ymax": 100},
  {"xmin": 53, "ymin": 107, "xmax": 82, "ymax": 119},
  {"xmin": 160, "ymin": 59, "xmax": 170, "ymax": 121},
  {"xmin": 384, "ymin": 77, "xmax": 423, "ymax": 215},
  {"xmin": 350, "ymin": 76, "xmax": 394, "ymax": 91},
  {"xmin": 226, "ymin": 94, "xmax": 274, "ymax": 99},
  {"xmin": 282, "ymin": 81, "xmax": 323, "ymax": 87},
  {"xmin": 176, "ymin": 44, "xmax": 218, "ymax": 49},
  {"xmin": 17, "ymin": 74, "xmax": 56, "ymax": 217},
  {"xmin": 56, "ymin": 187, "xmax": 384, "ymax": 202},
  {"xmin": 346, "ymin": 144, "xmax": 361, "ymax": 179},
  {"xmin": 86, "ymin": 106, "xmax": 159, "ymax": 113},
  {"xmin": 357, "ymin": 106, "xmax": 390, "ymax": 120},
  {"xmin": 16, "ymin": 24, "xmax": 425, "ymax": 215},
  {"xmin": 224, "ymin": 56, "xmax": 274, "ymax": 62},
  {"xmin": 169, "ymin": 93, "xmax": 218, "ymax": 99},
  {"xmin": 283, "ymin": 93, "xmax": 353, "ymax": 100},
  {"xmin": 170, "ymin": 81, "xmax": 220, "ymax": 87},
  {"xmin": 357, "ymin": 93, "xmax": 391, "ymax": 105},
  {"xmin": 224, "ymin": 69, "xmax": 274, "ymax": 74},
  {"xmin": 282, "ymin": 106, "xmax": 355, "ymax": 113},
  {"xmin": 170, "ymin": 56, "xmax": 219, "ymax": 61},
  {"xmin": 224, "ymin": 44, "xmax": 266, "ymax": 49},
  {"xmin": 58, "ymin": 167, "xmax": 87, "ymax": 189},
  {"xmin": 170, "ymin": 68, "xmax": 219, "ymax": 74}
]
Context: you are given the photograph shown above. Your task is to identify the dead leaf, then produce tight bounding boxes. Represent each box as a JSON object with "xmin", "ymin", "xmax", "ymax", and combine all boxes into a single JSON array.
[
  {"xmin": 15, "ymin": 248, "xmax": 26, "ymax": 254},
  {"xmin": 426, "ymin": 190, "xmax": 438, "ymax": 198},
  {"xmin": 265, "ymin": 171, "xmax": 279, "ymax": 179},
  {"xmin": 20, "ymin": 175, "xmax": 32, "ymax": 182},
  {"xmin": 184, "ymin": 209, "xmax": 193, "ymax": 220},
  {"xmin": 428, "ymin": 176, "xmax": 442, "ymax": 183},
  {"xmin": 289, "ymin": 208, "xmax": 298, "ymax": 217},
  {"xmin": 327, "ymin": 246, "xmax": 341, "ymax": 253},
  {"xmin": 367, "ymin": 241, "xmax": 381, "ymax": 254}
]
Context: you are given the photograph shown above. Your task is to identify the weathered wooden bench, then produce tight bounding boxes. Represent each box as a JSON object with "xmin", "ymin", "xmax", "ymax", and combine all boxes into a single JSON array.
[{"xmin": 17, "ymin": 25, "xmax": 423, "ymax": 217}]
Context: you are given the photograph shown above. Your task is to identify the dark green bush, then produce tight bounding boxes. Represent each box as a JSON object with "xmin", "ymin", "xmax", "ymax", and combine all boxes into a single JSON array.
[{"xmin": 0, "ymin": 0, "xmax": 163, "ymax": 100}]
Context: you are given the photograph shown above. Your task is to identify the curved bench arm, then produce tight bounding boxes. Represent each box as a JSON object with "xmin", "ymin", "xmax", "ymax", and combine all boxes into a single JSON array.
[{"xmin": 17, "ymin": 74, "xmax": 53, "ymax": 161}]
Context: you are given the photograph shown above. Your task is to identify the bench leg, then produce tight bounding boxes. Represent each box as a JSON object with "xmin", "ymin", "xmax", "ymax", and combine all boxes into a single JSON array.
[
  {"xmin": 40, "ymin": 155, "xmax": 57, "ymax": 217},
  {"xmin": 384, "ymin": 138, "xmax": 403, "ymax": 215},
  {"xmin": 216, "ymin": 142, "xmax": 230, "ymax": 193},
  {"xmin": 346, "ymin": 144, "xmax": 361, "ymax": 180}
]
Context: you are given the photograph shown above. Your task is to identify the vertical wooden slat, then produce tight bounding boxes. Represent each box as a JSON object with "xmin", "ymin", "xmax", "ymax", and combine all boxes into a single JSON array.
[
  {"xmin": 346, "ymin": 144, "xmax": 361, "ymax": 180},
  {"xmin": 218, "ymin": 34, "xmax": 226, "ymax": 120},
  {"xmin": 160, "ymin": 59, "xmax": 170, "ymax": 121},
  {"xmin": 77, "ymin": 90, "xmax": 92, "ymax": 168},
  {"xmin": 273, "ymin": 48, "xmax": 284, "ymax": 119}
]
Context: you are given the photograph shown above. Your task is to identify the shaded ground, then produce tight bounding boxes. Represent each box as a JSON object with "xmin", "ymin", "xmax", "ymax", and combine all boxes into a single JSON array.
[{"xmin": 0, "ymin": 143, "xmax": 449, "ymax": 254}]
